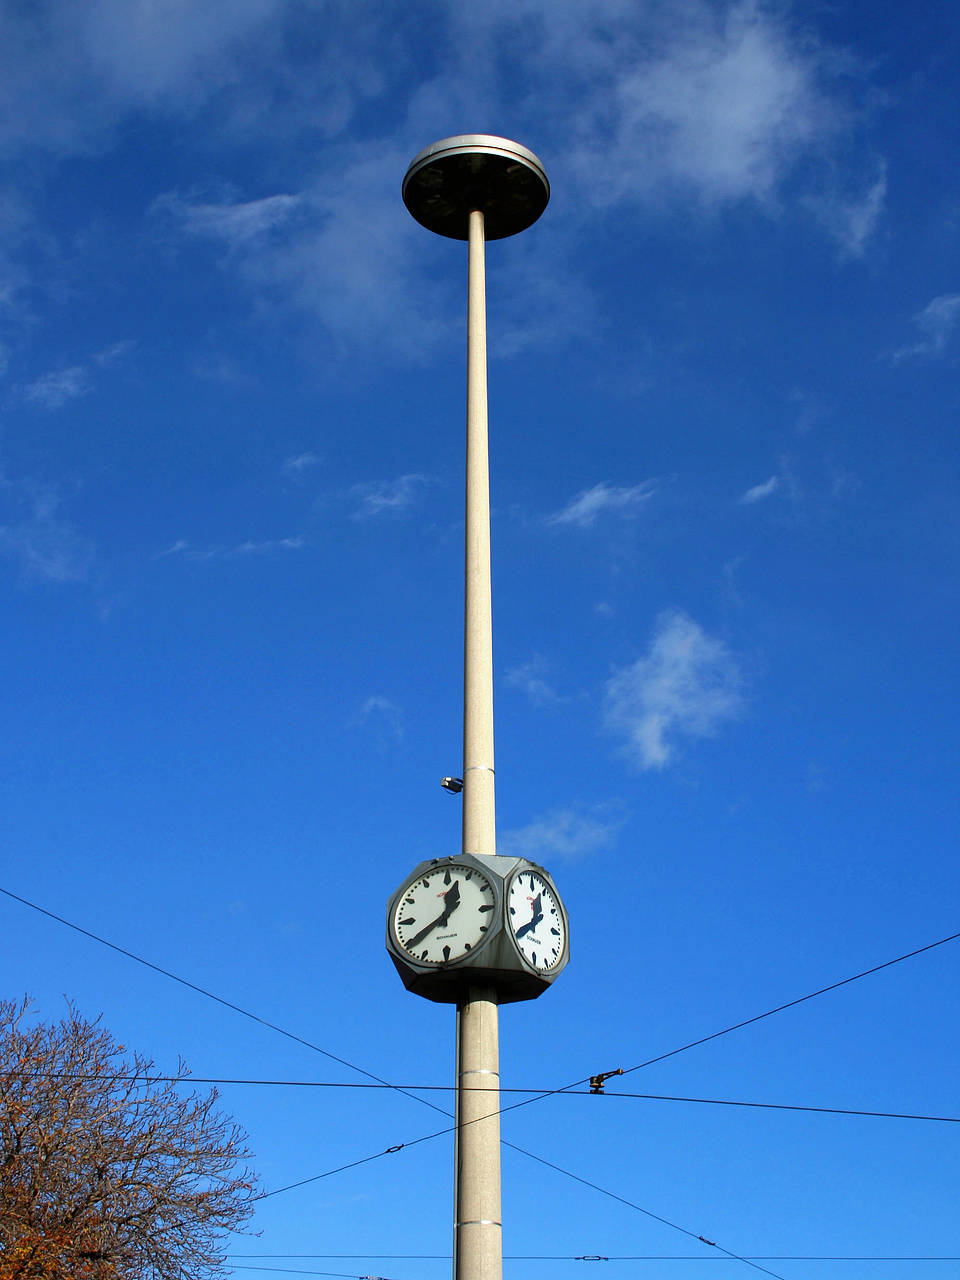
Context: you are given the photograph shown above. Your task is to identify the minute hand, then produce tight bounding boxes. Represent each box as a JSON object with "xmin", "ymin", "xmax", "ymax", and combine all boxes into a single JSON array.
[{"xmin": 408, "ymin": 882, "xmax": 460, "ymax": 948}]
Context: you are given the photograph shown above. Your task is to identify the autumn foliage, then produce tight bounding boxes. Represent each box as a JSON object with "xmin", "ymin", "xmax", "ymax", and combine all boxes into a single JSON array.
[{"xmin": 0, "ymin": 998, "xmax": 257, "ymax": 1280}]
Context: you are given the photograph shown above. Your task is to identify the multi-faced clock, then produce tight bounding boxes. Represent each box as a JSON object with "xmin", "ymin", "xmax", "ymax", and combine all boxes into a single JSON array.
[{"xmin": 387, "ymin": 854, "xmax": 569, "ymax": 1003}]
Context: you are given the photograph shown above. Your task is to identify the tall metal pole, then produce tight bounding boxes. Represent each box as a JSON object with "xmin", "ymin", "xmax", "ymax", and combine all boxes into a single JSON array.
[
  {"xmin": 401, "ymin": 134, "xmax": 550, "ymax": 1280},
  {"xmin": 455, "ymin": 207, "xmax": 501, "ymax": 1280}
]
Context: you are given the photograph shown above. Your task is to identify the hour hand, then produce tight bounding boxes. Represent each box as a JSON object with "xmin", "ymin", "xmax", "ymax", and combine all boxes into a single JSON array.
[
  {"xmin": 515, "ymin": 895, "xmax": 543, "ymax": 940},
  {"xmin": 443, "ymin": 880, "xmax": 461, "ymax": 914}
]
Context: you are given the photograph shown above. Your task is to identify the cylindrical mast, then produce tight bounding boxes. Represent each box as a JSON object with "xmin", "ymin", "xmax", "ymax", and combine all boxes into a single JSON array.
[
  {"xmin": 454, "ymin": 207, "xmax": 502, "ymax": 1280},
  {"xmin": 462, "ymin": 207, "xmax": 496, "ymax": 860},
  {"xmin": 400, "ymin": 134, "xmax": 550, "ymax": 1280}
]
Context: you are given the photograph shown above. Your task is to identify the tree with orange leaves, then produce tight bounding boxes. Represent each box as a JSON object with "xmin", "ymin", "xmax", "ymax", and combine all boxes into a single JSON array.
[{"xmin": 0, "ymin": 998, "xmax": 257, "ymax": 1280}]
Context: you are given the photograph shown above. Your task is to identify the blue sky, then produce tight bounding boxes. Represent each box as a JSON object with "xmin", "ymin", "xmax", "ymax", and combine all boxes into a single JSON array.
[{"xmin": 1, "ymin": 1, "xmax": 958, "ymax": 1277}]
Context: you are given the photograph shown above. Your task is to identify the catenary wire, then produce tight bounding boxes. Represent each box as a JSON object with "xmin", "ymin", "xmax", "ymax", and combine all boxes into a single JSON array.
[
  {"xmin": 6, "ymin": 881, "xmax": 956, "ymax": 1134},
  {"xmin": 6, "ymin": 884, "xmax": 953, "ymax": 1280},
  {"xmin": 230, "ymin": 1269, "xmax": 405, "ymax": 1280},
  {"xmin": 618, "ymin": 929, "xmax": 960, "ymax": 1078},
  {"xmin": 0, "ymin": 884, "xmax": 447, "ymax": 1119},
  {"xmin": 0, "ymin": 884, "xmax": 782, "ymax": 1280},
  {"xmin": 1, "ymin": 880, "xmax": 783, "ymax": 1280},
  {"xmin": 228, "ymin": 1257, "xmax": 960, "ymax": 1264},
  {"xmin": 20, "ymin": 1073, "xmax": 960, "ymax": 1124},
  {"xmin": 227, "ymin": 1255, "xmax": 960, "ymax": 1263},
  {"xmin": 258, "ymin": 1125, "xmax": 789, "ymax": 1280}
]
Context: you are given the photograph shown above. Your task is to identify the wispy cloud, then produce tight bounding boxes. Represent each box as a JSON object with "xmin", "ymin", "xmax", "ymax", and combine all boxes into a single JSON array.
[
  {"xmin": 156, "ymin": 535, "xmax": 305, "ymax": 560},
  {"xmin": 21, "ymin": 340, "xmax": 134, "ymax": 409},
  {"xmin": 351, "ymin": 474, "xmax": 431, "ymax": 519},
  {"xmin": 739, "ymin": 475, "xmax": 780, "ymax": 504},
  {"xmin": 0, "ymin": 490, "xmax": 94, "ymax": 584},
  {"xmin": 155, "ymin": 191, "xmax": 303, "ymax": 250},
  {"xmin": 22, "ymin": 366, "xmax": 91, "ymax": 410},
  {"xmin": 92, "ymin": 339, "xmax": 135, "ymax": 367},
  {"xmin": 124, "ymin": 4, "xmax": 883, "ymax": 360},
  {"xmin": 546, "ymin": 481, "xmax": 656, "ymax": 528},
  {"xmin": 893, "ymin": 294, "xmax": 960, "ymax": 362},
  {"xmin": 499, "ymin": 806, "xmax": 624, "ymax": 863},
  {"xmin": 0, "ymin": 2, "xmax": 884, "ymax": 368},
  {"xmin": 807, "ymin": 167, "xmax": 887, "ymax": 259},
  {"xmin": 282, "ymin": 451, "xmax": 321, "ymax": 477},
  {"xmin": 504, "ymin": 658, "xmax": 565, "ymax": 708},
  {"xmin": 356, "ymin": 694, "xmax": 403, "ymax": 745},
  {"xmin": 604, "ymin": 610, "xmax": 744, "ymax": 769}
]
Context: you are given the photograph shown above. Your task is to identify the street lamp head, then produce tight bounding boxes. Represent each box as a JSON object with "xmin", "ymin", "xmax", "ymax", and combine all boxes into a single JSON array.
[{"xmin": 403, "ymin": 134, "xmax": 549, "ymax": 241}]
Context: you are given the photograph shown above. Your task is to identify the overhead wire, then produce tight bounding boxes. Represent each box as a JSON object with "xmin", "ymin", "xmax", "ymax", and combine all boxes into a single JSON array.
[
  {"xmin": 256, "ymin": 1121, "xmax": 790, "ymax": 1280},
  {"xmin": 618, "ymin": 929, "xmax": 960, "ymax": 1078},
  {"xmin": 227, "ymin": 1255, "xmax": 960, "ymax": 1263},
  {"xmin": 6, "ymin": 882, "xmax": 955, "ymax": 1133},
  {"xmin": 0, "ymin": 885, "xmax": 787, "ymax": 1278},
  {"xmin": 228, "ymin": 1257, "xmax": 960, "ymax": 1264},
  {"xmin": 0, "ymin": 884, "xmax": 447, "ymax": 1119},
  {"xmin": 5, "ymin": 883, "xmax": 956, "ymax": 1280},
  {"xmin": 17, "ymin": 1073, "xmax": 960, "ymax": 1124}
]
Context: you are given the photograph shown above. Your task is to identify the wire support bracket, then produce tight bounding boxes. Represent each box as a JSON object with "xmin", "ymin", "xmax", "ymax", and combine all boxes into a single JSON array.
[{"xmin": 589, "ymin": 1068, "xmax": 623, "ymax": 1094}]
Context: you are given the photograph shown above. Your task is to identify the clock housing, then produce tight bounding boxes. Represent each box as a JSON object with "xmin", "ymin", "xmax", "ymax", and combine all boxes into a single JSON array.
[{"xmin": 386, "ymin": 854, "xmax": 569, "ymax": 1003}]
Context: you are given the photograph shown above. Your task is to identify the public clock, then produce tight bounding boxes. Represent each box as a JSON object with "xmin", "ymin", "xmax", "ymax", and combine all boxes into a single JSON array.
[
  {"xmin": 506, "ymin": 867, "xmax": 566, "ymax": 972},
  {"xmin": 392, "ymin": 861, "xmax": 496, "ymax": 965}
]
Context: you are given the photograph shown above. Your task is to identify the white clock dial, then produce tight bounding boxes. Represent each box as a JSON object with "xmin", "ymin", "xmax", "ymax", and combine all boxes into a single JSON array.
[
  {"xmin": 507, "ymin": 869, "xmax": 565, "ymax": 972},
  {"xmin": 393, "ymin": 863, "xmax": 496, "ymax": 965}
]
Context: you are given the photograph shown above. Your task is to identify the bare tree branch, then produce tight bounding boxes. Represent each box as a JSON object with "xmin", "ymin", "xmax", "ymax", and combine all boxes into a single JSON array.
[{"xmin": 0, "ymin": 997, "xmax": 258, "ymax": 1280}]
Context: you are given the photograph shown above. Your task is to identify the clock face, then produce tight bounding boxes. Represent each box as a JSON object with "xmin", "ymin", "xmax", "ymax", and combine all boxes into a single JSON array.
[
  {"xmin": 393, "ymin": 863, "xmax": 496, "ymax": 965},
  {"xmin": 507, "ymin": 869, "xmax": 565, "ymax": 972}
]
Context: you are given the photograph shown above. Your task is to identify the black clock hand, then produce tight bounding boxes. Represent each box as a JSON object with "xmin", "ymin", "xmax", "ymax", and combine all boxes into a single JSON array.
[
  {"xmin": 515, "ymin": 892, "xmax": 542, "ymax": 941},
  {"xmin": 443, "ymin": 880, "xmax": 461, "ymax": 914},
  {"xmin": 515, "ymin": 911, "xmax": 543, "ymax": 941},
  {"xmin": 408, "ymin": 881, "xmax": 461, "ymax": 948}
]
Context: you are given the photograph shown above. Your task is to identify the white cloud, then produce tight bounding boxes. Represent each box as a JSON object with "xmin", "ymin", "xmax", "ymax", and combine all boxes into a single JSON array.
[
  {"xmin": 22, "ymin": 366, "xmax": 91, "ymax": 410},
  {"xmin": 504, "ymin": 658, "xmax": 564, "ymax": 708},
  {"xmin": 0, "ymin": 1, "xmax": 884, "ymax": 365},
  {"xmin": 230, "ymin": 536, "xmax": 305, "ymax": 555},
  {"xmin": 578, "ymin": 5, "xmax": 826, "ymax": 207},
  {"xmin": 357, "ymin": 694, "xmax": 403, "ymax": 744},
  {"xmin": 155, "ymin": 191, "xmax": 303, "ymax": 249},
  {"xmin": 92, "ymin": 339, "xmax": 135, "ymax": 367},
  {"xmin": 155, "ymin": 539, "xmax": 190, "ymax": 559},
  {"xmin": 893, "ymin": 294, "xmax": 960, "ymax": 362},
  {"xmin": 0, "ymin": 1, "xmax": 286, "ymax": 154},
  {"xmin": 127, "ymin": 4, "xmax": 883, "ymax": 359},
  {"xmin": 740, "ymin": 475, "xmax": 780, "ymax": 504},
  {"xmin": 156, "ymin": 535, "xmax": 304, "ymax": 560},
  {"xmin": 546, "ymin": 480, "xmax": 656, "ymax": 528},
  {"xmin": 75, "ymin": 0, "xmax": 283, "ymax": 105},
  {"xmin": 451, "ymin": 0, "xmax": 871, "ymax": 224},
  {"xmin": 351, "ymin": 473, "xmax": 430, "ymax": 519},
  {"xmin": 499, "ymin": 807, "xmax": 624, "ymax": 863},
  {"xmin": 604, "ymin": 610, "xmax": 744, "ymax": 769},
  {"xmin": 807, "ymin": 167, "xmax": 887, "ymax": 259},
  {"xmin": 156, "ymin": 145, "xmax": 457, "ymax": 361},
  {"xmin": 282, "ymin": 451, "xmax": 321, "ymax": 476},
  {"xmin": 0, "ymin": 491, "xmax": 94, "ymax": 583}
]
